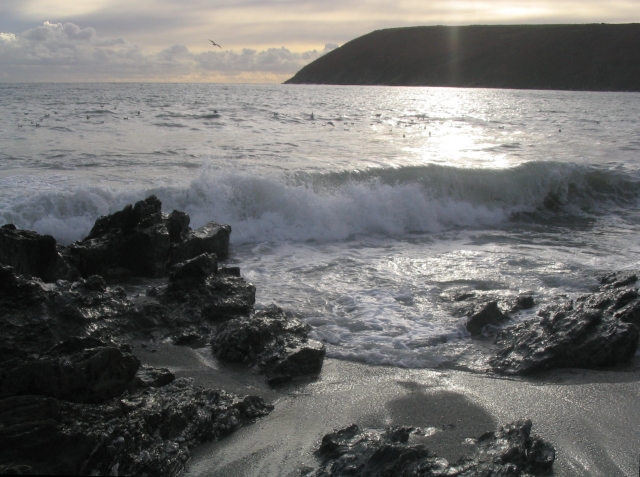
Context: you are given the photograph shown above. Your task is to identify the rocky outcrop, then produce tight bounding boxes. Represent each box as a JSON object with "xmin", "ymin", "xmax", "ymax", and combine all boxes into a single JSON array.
[
  {"xmin": 0, "ymin": 259, "xmax": 255, "ymax": 360},
  {"xmin": 0, "ymin": 378, "xmax": 273, "ymax": 476},
  {"xmin": 312, "ymin": 419, "xmax": 555, "ymax": 476},
  {"xmin": 465, "ymin": 301, "xmax": 508, "ymax": 336},
  {"xmin": 161, "ymin": 254, "xmax": 256, "ymax": 321},
  {"xmin": 170, "ymin": 222, "xmax": 231, "ymax": 264},
  {"xmin": 490, "ymin": 273, "xmax": 640, "ymax": 375},
  {"xmin": 0, "ymin": 341, "xmax": 140, "ymax": 403},
  {"xmin": 63, "ymin": 196, "xmax": 231, "ymax": 279},
  {"xmin": 0, "ymin": 224, "xmax": 78, "ymax": 282},
  {"xmin": 0, "ymin": 260, "xmax": 270, "ymax": 476},
  {"xmin": 211, "ymin": 304, "xmax": 326, "ymax": 385}
]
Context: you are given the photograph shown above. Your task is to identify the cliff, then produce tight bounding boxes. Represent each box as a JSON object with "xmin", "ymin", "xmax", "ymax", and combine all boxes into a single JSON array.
[{"xmin": 285, "ymin": 24, "xmax": 640, "ymax": 91}]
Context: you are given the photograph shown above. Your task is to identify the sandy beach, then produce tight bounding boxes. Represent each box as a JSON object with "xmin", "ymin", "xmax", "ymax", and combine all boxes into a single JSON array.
[{"xmin": 135, "ymin": 342, "xmax": 640, "ymax": 477}]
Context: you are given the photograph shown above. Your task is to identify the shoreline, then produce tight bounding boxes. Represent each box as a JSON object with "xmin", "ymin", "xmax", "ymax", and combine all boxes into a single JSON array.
[{"xmin": 136, "ymin": 342, "xmax": 640, "ymax": 476}]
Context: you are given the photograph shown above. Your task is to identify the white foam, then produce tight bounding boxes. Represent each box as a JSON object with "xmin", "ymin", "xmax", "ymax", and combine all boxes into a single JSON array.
[{"xmin": 0, "ymin": 161, "xmax": 637, "ymax": 245}]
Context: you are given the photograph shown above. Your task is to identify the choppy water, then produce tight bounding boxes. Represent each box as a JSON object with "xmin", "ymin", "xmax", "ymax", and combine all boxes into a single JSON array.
[{"xmin": 2, "ymin": 83, "xmax": 640, "ymax": 369}]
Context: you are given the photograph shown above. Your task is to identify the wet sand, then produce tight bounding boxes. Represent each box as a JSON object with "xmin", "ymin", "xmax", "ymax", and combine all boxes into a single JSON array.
[{"xmin": 136, "ymin": 343, "xmax": 640, "ymax": 477}]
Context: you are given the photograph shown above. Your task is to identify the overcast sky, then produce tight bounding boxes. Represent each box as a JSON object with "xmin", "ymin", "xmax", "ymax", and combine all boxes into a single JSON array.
[{"xmin": 1, "ymin": 0, "xmax": 638, "ymax": 83}]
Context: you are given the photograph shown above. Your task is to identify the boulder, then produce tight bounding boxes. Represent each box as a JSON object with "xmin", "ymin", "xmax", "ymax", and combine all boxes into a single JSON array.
[
  {"xmin": 514, "ymin": 294, "xmax": 535, "ymax": 310},
  {"xmin": 164, "ymin": 273, "xmax": 256, "ymax": 321},
  {"xmin": 490, "ymin": 302, "xmax": 639, "ymax": 375},
  {"xmin": 65, "ymin": 197, "xmax": 233, "ymax": 279},
  {"xmin": 127, "ymin": 365, "xmax": 175, "ymax": 392},
  {"xmin": 0, "ymin": 338, "xmax": 140, "ymax": 403},
  {"xmin": 465, "ymin": 301, "xmax": 507, "ymax": 336},
  {"xmin": 211, "ymin": 305, "xmax": 325, "ymax": 384},
  {"xmin": 67, "ymin": 196, "xmax": 171, "ymax": 278},
  {"xmin": 312, "ymin": 419, "xmax": 554, "ymax": 477},
  {"xmin": 0, "ymin": 224, "xmax": 78, "ymax": 282},
  {"xmin": 167, "ymin": 210, "xmax": 190, "ymax": 243},
  {"xmin": 170, "ymin": 221, "xmax": 231, "ymax": 265},
  {"xmin": 169, "ymin": 253, "xmax": 218, "ymax": 289},
  {"xmin": 0, "ymin": 378, "xmax": 272, "ymax": 476}
]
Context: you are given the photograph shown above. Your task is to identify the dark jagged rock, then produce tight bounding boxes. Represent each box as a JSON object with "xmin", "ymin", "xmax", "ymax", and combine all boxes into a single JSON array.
[
  {"xmin": 312, "ymin": 419, "xmax": 554, "ymax": 476},
  {"xmin": 219, "ymin": 266, "xmax": 241, "ymax": 278},
  {"xmin": 172, "ymin": 325, "xmax": 212, "ymax": 348},
  {"xmin": 0, "ymin": 343, "xmax": 140, "ymax": 403},
  {"xmin": 0, "ymin": 266, "xmax": 133, "ymax": 357},
  {"xmin": 0, "ymin": 224, "xmax": 78, "ymax": 282},
  {"xmin": 163, "ymin": 272, "xmax": 256, "ymax": 321},
  {"xmin": 169, "ymin": 253, "xmax": 218, "ymax": 289},
  {"xmin": 67, "ymin": 196, "xmax": 171, "ymax": 278},
  {"xmin": 170, "ymin": 222, "xmax": 231, "ymax": 264},
  {"xmin": 0, "ymin": 263, "xmax": 252, "ymax": 369},
  {"xmin": 600, "ymin": 271, "xmax": 637, "ymax": 289},
  {"xmin": 167, "ymin": 210, "xmax": 191, "ymax": 243},
  {"xmin": 128, "ymin": 365, "xmax": 175, "ymax": 392},
  {"xmin": 0, "ymin": 378, "xmax": 272, "ymax": 476},
  {"xmin": 63, "ymin": 196, "xmax": 231, "ymax": 279},
  {"xmin": 490, "ymin": 279, "xmax": 640, "ymax": 375},
  {"xmin": 465, "ymin": 301, "xmax": 507, "ymax": 336},
  {"xmin": 514, "ymin": 294, "xmax": 535, "ymax": 310},
  {"xmin": 211, "ymin": 305, "xmax": 325, "ymax": 384},
  {"xmin": 0, "ymin": 203, "xmax": 273, "ymax": 477}
]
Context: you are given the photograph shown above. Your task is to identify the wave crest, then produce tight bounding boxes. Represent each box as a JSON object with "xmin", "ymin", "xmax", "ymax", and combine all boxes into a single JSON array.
[{"xmin": 1, "ymin": 161, "xmax": 638, "ymax": 244}]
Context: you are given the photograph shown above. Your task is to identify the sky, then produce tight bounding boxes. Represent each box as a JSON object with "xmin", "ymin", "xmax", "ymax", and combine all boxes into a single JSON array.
[{"xmin": 1, "ymin": 0, "xmax": 639, "ymax": 83}]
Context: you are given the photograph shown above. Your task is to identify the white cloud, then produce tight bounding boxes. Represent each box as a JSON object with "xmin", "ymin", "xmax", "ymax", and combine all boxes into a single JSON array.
[{"xmin": 0, "ymin": 21, "xmax": 335, "ymax": 82}]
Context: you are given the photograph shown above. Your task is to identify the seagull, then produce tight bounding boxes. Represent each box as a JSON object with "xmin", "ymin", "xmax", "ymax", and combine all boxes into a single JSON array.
[{"xmin": 209, "ymin": 39, "xmax": 222, "ymax": 48}]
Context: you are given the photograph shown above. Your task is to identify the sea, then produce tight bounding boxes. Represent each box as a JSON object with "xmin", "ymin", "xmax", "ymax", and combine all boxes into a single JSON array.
[{"xmin": 2, "ymin": 83, "xmax": 640, "ymax": 371}]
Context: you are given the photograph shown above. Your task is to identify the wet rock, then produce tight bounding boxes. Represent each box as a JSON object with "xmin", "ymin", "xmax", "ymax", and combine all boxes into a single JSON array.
[
  {"xmin": 62, "ymin": 197, "xmax": 233, "ymax": 280},
  {"xmin": 0, "ymin": 265, "xmax": 138, "ymax": 363},
  {"xmin": 67, "ymin": 196, "xmax": 171, "ymax": 278},
  {"xmin": 0, "ymin": 264, "xmax": 48, "ymax": 312},
  {"xmin": 211, "ymin": 305, "xmax": 325, "ymax": 384},
  {"xmin": 0, "ymin": 224, "xmax": 78, "ymax": 282},
  {"xmin": 128, "ymin": 365, "xmax": 175, "ymax": 392},
  {"xmin": 170, "ymin": 222, "xmax": 231, "ymax": 265},
  {"xmin": 490, "ymin": 298, "xmax": 639, "ymax": 375},
  {"xmin": 173, "ymin": 328, "xmax": 211, "ymax": 348},
  {"xmin": 600, "ymin": 271, "xmax": 637, "ymax": 289},
  {"xmin": 0, "ymin": 378, "xmax": 272, "ymax": 476},
  {"xmin": 169, "ymin": 253, "xmax": 218, "ymax": 289},
  {"xmin": 465, "ymin": 301, "xmax": 508, "ymax": 336},
  {"xmin": 0, "ymin": 344, "xmax": 140, "ymax": 403},
  {"xmin": 167, "ymin": 210, "xmax": 190, "ymax": 243},
  {"xmin": 514, "ymin": 294, "xmax": 535, "ymax": 310},
  {"xmin": 312, "ymin": 419, "xmax": 554, "ymax": 476},
  {"xmin": 219, "ymin": 266, "xmax": 241, "ymax": 278},
  {"xmin": 163, "ymin": 273, "xmax": 256, "ymax": 321}
]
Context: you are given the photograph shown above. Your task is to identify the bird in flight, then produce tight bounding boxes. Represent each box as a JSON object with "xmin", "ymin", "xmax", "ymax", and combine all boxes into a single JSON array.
[{"xmin": 209, "ymin": 39, "xmax": 222, "ymax": 48}]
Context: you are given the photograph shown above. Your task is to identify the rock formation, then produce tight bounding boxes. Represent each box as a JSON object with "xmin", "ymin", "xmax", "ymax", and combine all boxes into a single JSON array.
[
  {"xmin": 211, "ymin": 304, "xmax": 326, "ymax": 385},
  {"xmin": 490, "ymin": 272, "xmax": 640, "ymax": 375},
  {"xmin": 312, "ymin": 419, "xmax": 555, "ymax": 476}
]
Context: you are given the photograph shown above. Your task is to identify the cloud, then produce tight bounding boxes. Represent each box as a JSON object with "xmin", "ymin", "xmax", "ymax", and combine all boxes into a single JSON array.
[{"xmin": 0, "ymin": 21, "xmax": 336, "ymax": 82}]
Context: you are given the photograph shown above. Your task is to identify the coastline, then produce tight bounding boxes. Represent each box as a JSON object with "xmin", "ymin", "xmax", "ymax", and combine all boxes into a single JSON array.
[{"xmin": 137, "ymin": 342, "xmax": 640, "ymax": 476}]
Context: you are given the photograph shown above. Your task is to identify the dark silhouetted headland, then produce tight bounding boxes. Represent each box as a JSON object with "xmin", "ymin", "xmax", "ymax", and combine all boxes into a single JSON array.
[{"xmin": 285, "ymin": 24, "xmax": 640, "ymax": 91}]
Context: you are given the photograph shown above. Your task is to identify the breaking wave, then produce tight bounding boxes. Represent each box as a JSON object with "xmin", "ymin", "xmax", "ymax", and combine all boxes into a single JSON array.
[{"xmin": 1, "ymin": 161, "xmax": 639, "ymax": 245}]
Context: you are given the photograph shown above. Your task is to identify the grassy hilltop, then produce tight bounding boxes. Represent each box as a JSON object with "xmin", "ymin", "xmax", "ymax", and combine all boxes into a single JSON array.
[{"xmin": 285, "ymin": 24, "xmax": 640, "ymax": 91}]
